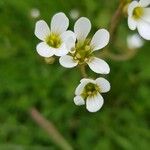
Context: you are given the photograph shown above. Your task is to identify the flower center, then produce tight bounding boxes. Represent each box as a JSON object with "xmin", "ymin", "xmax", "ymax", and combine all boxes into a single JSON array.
[
  {"xmin": 82, "ymin": 83, "xmax": 100, "ymax": 99},
  {"xmin": 71, "ymin": 39, "xmax": 93, "ymax": 64},
  {"xmin": 133, "ymin": 7, "xmax": 144, "ymax": 20},
  {"xmin": 45, "ymin": 33, "xmax": 62, "ymax": 48}
]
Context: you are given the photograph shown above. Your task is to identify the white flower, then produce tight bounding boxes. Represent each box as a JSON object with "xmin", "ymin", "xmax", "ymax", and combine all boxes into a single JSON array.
[
  {"xmin": 34, "ymin": 12, "xmax": 75, "ymax": 57},
  {"xmin": 127, "ymin": 33, "xmax": 144, "ymax": 49},
  {"xmin": 74, "ymin": 77, "xmax": 110, "ymax": 112},
  {"xmin": 59, "ymin": 17, "xmax": 110, "ymax": 74},
  {"xmin": 128, "ymin": 0, "xmax": 150, "ymax": 40}
]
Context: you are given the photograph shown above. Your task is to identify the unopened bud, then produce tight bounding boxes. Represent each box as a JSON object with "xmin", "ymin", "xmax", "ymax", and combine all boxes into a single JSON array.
[{"xmin": 44, "ymin": 57, "xmax": 55, "ymax": 64}]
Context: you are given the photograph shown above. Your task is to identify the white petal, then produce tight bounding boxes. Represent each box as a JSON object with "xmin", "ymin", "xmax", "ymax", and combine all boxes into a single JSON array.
[
  {"xmin": 36, "ymin": 42, "xmax": 54, "ymax": 57},
  {"xmin": 74, "ymin": 96, "xmax": 85, "ymax": 106},
  {"xmin": 87, "ymin": 57, "xmax": 110, "ymax": 74},
  {"xmin": 142, "ymin": 8, "xmax": 150, "ymax": 23},
  {"xmin": 128, "ymin": 17, "xmax": 137, "ymax": 30},
  {"xmin": 80, "ymin": 78, "xmax": 95, "ymax": 84},
  {"xmin": 61, "ymin": 30, "xmax": 76, "ymax": 42},
  {"xmin": 139, "ymin": 0, "xmax": 150, "ymax": 7},
  {"xmin": 51, "ymin": 12, "xmax": 69, "ymax": 34},
  {"xmin": 61, "ymin": 30, "xmax": 76, "ymax": 50},
  {"xmin": 128, "ymin": 1, "xmax": 139, "ymax": 16},
  {"xmin": 95, "ymin": 77, "xmax": 110, "ymax": 93},
  {"xmin": 59, "ymin": 55, "xmax": 78, "ymax": 68},
  {"xmin": 35, "ymin": 20, "xmax": 50, "ymax": 41},
  {"xmin": 53, "ymin": 43, "xmax": 68, "ymax": 56},
  {"xmin": 75, "ymin": 80, "xmax": 89, "ymax": 95},
  {"xmin": 90, "ymin": 29, "xmax": 110, "ymax": 51},
  {"xmin": 86, "ymin": 93, "xmax": 104, "ymax": 112},
  {"xmin": 137, "ymin": 20, "xmax": 150, "ymax": 40},
  {"xmin": 74, "ymin": 17, "xmax": 91, "ymax": 41},
  {"xmin": 127, "ymin": 34, "xmax": 144, "ymax": 49}
]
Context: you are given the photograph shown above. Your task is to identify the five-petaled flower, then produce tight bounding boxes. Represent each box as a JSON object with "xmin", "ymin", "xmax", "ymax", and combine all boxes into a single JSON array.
[
  {"xmin": 35, "ymin": 12, "xmax": 74, "ymax": 57},
  {"xmin": 74, "ymin": 78, "xmax": 110, "ymax": 112},
  {"xmin": 128, "ymin": 0, "xmax": 150, "ymax": 40},
  {"xmin": 59, "ymin": 17, "xmax": 110, "ymax": 74}
]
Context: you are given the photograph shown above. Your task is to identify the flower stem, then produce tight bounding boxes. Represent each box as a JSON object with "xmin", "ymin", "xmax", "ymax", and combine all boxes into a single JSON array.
[
  {"xmin": 79, "ymin": 65, "xmax": 88, "ymax": 78},
  {"xmin": 99, "ymin": 49, "xmax": 137, "ymax": 61},
  {"xmin": 29, "ymin": 107, "xmax": 73, "ymax": 150},
  {"xmin": 109, "ymin": 0, "xmax": 125, "ymax": 43}
]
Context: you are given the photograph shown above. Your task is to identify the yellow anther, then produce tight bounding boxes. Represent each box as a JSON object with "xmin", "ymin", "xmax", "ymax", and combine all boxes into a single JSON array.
[
  {"xmin": 76, "ymin": 53, "xmax": 82, "ymax": 59},
  {"xmin": 85, "ymin": 45, "xmax": 90, "ymax": 51},
  {"xmin": 87, "ymin": 91, "xmax": 92, "ymax": 95}
]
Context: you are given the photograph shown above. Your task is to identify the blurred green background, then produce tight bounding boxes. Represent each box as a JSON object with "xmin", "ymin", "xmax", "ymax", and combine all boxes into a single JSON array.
[{"xmin": 0, "ymin": 0, "xmax": 150, "ymax": 149}]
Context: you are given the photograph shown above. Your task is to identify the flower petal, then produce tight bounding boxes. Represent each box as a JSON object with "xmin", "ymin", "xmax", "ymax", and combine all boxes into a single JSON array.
[
  {"xmin": 128, "ymin": 17, "xmax": 137, "ymax": 30},
  {"xmin": 53, "ymin": 43, "xmax": 69, "ymax": 56},
  {"xmin": 35, "ymin": 20, "xmax": 50, "ymax": 41},
  {"xmin": 36, "ymin": 42, "xmax": 54, "ymax": 57},
  {"xmin": 86, "ymin": 93, "xmax": 104, "ymax": 112},
  {"xmin": 75, "ymin": 80, "xmax": 89, "ymax": 95},
  {"xmin": 87, "ymin": 57, "xmax": 110, "ymax": 74},
  {"xmin": 74, "ymin": 17, "xmax": 91, "ymax": 41},
  {"xmin": 143, "ymin": 8, "xmax": 150, "ymax": 23},
  {"xmin": 59, "ymin": 55, "xmax": 78, "ymax": 68},
  {"xmin": 61, "ymin": 30, "xmax": 76, "ymax": 50},
  {"xmin": 51, "ymin": 12, "xmax": 69, "ymax": 34},
  {"xmin": 74, "ymin": 96, "xmax": 85, "ymax": 106},
  {"xmin": 128, "ymin": 1, "xmax": 139, "ymax": 16},
  {"xmin": 90, "ymin": 29, "xmax": 110, "ymax": 51},
  {"xmin": 139, "ymin": 0, "xmax": 150, "ymax": 7},
  {"xmin": 80, "ymin": 78, "xmax": 95, "ymax": 84},
  {"xmin": 95, "ymin": 77, "xmax": 110, "ymax": 93},
  {"xmin": 137, "ymin": 20, "xmax": 150, "ymax": 40},
  {"xmin": 127, "ymin": 34, "xmax": 144, "ymax": 49}
]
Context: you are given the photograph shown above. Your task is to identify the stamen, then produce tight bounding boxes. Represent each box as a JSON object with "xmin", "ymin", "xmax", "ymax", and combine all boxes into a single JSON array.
[
  {"xmin": 72, "ymin": 39, "xmax": 93, "ymax": 64},
  {"xmin": 82, "ymin": 83, "xmax": 100, "ymax": 99}
]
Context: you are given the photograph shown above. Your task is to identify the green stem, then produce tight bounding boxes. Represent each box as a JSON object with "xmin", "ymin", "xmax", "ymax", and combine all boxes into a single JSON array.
[{"xmin": 79, "ymin": 65, "xmax": 88, "ymax": 78}]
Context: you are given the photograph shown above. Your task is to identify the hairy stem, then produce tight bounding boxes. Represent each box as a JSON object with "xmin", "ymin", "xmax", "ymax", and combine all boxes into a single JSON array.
[{"xmin": 29, "ymin": 107, "xmax": 73, "ymax": 150}]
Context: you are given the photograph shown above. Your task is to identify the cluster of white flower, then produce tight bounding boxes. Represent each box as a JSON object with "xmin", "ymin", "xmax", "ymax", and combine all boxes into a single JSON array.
[
  {"xmin": 34, "ymin": 0, "xmax": 149, "ymax": 113},
  {"xmin": 34, "ymin": 12, "xmax": 110, "ymax": 112}
]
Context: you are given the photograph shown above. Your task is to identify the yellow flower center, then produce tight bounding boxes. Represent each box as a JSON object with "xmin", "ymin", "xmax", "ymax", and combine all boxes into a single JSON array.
[
  {"xmin": 45, "ymin": 33, "xmax": 62, "ymax": 48},
  {"xmin": 82, "ymin": 83, "xmax": 100, "ymax": 99},
  {"xmin": 71, "ymin": 39, "xmax": 93, "ymax": 64},
  {"xmin": 133, "ymin": 7, "xmax": 144, "ymax": 20}
]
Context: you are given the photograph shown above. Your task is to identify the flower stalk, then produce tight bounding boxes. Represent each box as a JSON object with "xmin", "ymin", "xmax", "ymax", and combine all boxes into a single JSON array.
[
  {"xmin": 29, "ymin": 107, "xmax": 73, "ymax": 150},
  {"xmin": 109, "ymin": 0, "xmax": 125, "ymax": 43},
  {"xmin": 79, "ymin": 65, "xmax": 88, "ymax": 78}
]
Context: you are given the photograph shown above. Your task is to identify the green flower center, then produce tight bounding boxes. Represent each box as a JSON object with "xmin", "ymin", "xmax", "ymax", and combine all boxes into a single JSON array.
[
  {"xmin": 71, "ymin": 39, "xmax": 93, "ymax": 64},
  {"xmin": 133, "ymin": 7, "xmax": 144, "ymax": 20},
  {"xmin": 81, "ymin": 83, "xmax": 100, "ymax": 99},
  {"xmin": 45, "ymin": 33, "xmax": 62, "ymax": 48}
]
